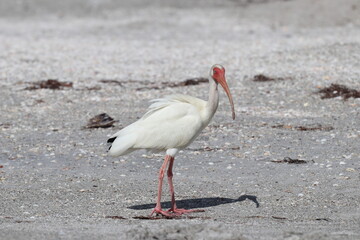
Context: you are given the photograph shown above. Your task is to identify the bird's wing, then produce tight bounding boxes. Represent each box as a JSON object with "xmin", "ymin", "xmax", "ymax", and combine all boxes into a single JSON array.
[
  {"xmin": 108, "ymin": 94, "xmax": 207, "ymax": 156},
  {"xmin": 133, "ymin": 94, "xmax": 207, "ymax": 150},
  {"xmin": 141, "ymin": 94, "xmax": 205, "ymax": 120}
]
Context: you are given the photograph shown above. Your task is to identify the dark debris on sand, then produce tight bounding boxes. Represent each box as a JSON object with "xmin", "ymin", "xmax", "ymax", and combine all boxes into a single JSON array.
[
  {"xmin": 176, "ymin": 78, "xmax": 209, "ymax": 86},
  {"xmin": 271, "ymin": 124, "xmax": 334, "ymax": 131},
  {"xmin": 252, "ymin": 74, "xmax": 290, "ymax": 82},
  {"xmin": 98, "ymin": 78, "xmax": 208, "ymax": 91},
  {"xmin": 84, "ymin": 113, "xmax": 116, "ymax": 129},
  {"xmin": 105, "ymin": 216, "xmax": 126, "ymax": 220},
  {"xmin": 24, "ymin": 79, "xmax": 73, "ymax": 90},
  {"xmin": 99, "ymin": 79, "xmax": 124, "ymax": 86},
  {"xmin": 271, "ymin": 157, "xmax": 307, "ymax": 164},
  {"xmin": 317, "ymin": 83, "xmax": 360, "ymax": 100},
  {"xmin": 136, "ymin": 78, "xmax": 209, "ymax": 91}
]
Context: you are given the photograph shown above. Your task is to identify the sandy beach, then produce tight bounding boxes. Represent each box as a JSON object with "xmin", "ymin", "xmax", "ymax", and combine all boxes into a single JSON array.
[{"xmin": 0, "ymin": 0, "xmax": 360, "ymax": 239}]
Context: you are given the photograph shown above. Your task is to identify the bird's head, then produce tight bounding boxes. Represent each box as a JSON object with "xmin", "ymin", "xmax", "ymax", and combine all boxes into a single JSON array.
[{"xmin": 210, "ymin": 64, "xmax": 235, "ymax": 120}]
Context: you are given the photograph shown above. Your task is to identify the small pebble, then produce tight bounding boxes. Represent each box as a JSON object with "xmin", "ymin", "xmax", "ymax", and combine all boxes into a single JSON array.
[{"xmin": 346, "ymin": 168, "xmax": 356, "ymax": 172}]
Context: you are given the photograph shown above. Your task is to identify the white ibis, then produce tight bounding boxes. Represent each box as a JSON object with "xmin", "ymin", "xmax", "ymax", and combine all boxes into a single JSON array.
[{"xmin": 107, "ymin": 64, "xmax": 235, "ymax": 217}]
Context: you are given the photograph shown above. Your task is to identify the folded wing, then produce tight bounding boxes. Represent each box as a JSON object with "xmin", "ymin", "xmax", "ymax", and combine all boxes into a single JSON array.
[{"xmin": 108, "ymin": 95, "xmax": 207, "ymax": 156}]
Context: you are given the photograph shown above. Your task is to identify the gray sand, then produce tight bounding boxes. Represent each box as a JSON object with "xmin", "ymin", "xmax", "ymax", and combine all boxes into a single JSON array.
[{"xmin": 0, "ymin": 0, "xmax": 360, "ymax": 239}]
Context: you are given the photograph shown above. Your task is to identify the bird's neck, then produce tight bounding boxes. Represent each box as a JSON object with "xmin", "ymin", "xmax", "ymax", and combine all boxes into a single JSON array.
[{"xmin": 205, "ymin": 79, "xmax": 219, "ymax": 121}]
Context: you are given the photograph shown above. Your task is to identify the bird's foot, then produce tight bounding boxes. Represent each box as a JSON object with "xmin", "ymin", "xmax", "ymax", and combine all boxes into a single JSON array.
[
  {"xmin": 150, "ymin": 207, "xmax": 204, "ymax": 218},
  {"xmin": 150, "ymin": 207, "xmax": 174, "ymax": 217},
  {"xmin": 168, "ymin": 208, "xmax": 205, "ymax": 215}
]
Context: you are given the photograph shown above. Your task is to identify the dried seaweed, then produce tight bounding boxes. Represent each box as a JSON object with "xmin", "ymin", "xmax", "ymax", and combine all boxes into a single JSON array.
[
  {"xmin": 84, "ymin": 113, "xmax": 116, "ymax": 129},
  {"xmin": 99, "ymin": 80, "xmax": 124, "ymax": 86},
  {"xmin": 25, "ymin": 79, "xmax": 73, "ymax": 90},
  {"xmin": 136, "ymin": 78, "xmax": 209, "ymax": 91},
  {"xmin": 272, "ymin": 124, "xmax": 334, "ymax": 131},
  {"xmin": 174, "ymin": 78, "xmax": 209, "ymax": 86},
  {"xmin": 136, "ymin": 86, "xmax": 161, "ymax": 91},
  {"xmin": 317, "ymin": 84, "xmax": 360, "ymax": 100},
  {"xmin": 272, "ymin": 157, "xmax": 307, "ymax": 164},
  {"xmin": 189, "ymin": 146, "xmax": 240, "ymax": 152},
  {"xmin": 187, "ymin": 216, "xmax": 210, "ymax": 219},
  {"xmin": 295, "ymin": 125, "xmax": 334, "ymax": 131},
  {"xmin": 0, "ymin": 123, "xmax": 11, "ymax": 129},
  {"xmin": 105, "ymin": 216, "xmax": 126, "ymax": 219},
  {"xmin": 252, "ymin": 74, "xmax": 289, "ymax": 82},
  {"xmin": 98, "ymin": 78, "xmax": 208, "ymax": 91},
  {"xmin": 15, "ymin": 220, "xmax": 33, "ymax": 223}
]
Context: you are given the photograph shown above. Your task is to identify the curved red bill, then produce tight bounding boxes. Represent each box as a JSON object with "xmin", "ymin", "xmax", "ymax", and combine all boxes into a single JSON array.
[{"xmin": 214, "ymin": 73, "xmax": 235, "ymax": 120}]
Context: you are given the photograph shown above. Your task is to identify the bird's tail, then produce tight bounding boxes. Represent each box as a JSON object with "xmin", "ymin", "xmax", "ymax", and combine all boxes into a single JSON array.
[{"xmin": 107, "ymin": 134, "xmax": 137, "ymax": 157}]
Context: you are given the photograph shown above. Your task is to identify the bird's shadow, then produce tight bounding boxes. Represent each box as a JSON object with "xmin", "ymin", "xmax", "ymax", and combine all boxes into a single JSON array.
[{"xmin": 128, "ymin": 195, "xmax": 259, "ymax": 210}]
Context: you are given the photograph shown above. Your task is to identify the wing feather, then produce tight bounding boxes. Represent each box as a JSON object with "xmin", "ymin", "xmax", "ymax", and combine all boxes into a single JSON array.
[
  {"xmin": 108, "ymin": 94, "xmax": 207, "ymax": 155},
  {"xmin": 142, "ymin": 94, "xmax": 205, "ymax": 120}
]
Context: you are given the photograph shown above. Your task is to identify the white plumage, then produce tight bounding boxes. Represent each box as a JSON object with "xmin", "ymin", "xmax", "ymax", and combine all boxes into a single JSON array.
[
  {"xmin": 107, "ymin": 64, "xmax": 235, "ymax": 217},
  {"xmin": 108, "ymin": 94, "xmax": 208, "ymax": 156}
]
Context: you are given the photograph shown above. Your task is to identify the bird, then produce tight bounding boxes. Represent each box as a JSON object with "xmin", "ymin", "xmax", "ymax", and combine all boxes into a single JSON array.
[{"xmin": 107, "ymin": 64, "xmax": 235, "ymax": 217}]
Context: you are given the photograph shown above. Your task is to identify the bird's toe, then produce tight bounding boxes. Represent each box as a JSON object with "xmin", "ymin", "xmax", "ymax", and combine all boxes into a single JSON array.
[
  {"xmin": 150, "ymin": 208, "xmax": 174, "ymax": 217},
  {"xmin": 168, "ymin": 208, "xmax": 205, "ymax": 215}
]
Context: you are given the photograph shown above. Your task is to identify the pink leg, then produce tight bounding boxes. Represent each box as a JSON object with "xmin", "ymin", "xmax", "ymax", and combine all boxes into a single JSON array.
[
  {"xmin": 150, "ymin": 155, "xmax": 173, "ymax": 217},
  {"xmin": 167, "ymin": 156, "xmax": 176, "ymax": 208},
  {"xmin": 166, "ymin": 156, "xmax": 205, "ymax": 215}
]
